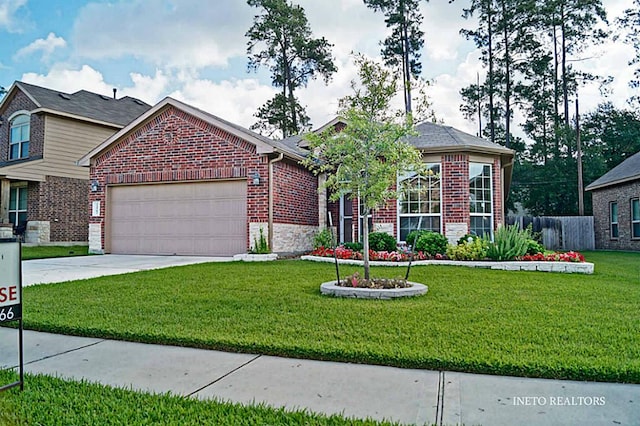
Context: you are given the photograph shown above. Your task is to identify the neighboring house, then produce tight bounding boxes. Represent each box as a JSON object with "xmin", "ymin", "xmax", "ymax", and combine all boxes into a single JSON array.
[
  {"xmin": 79, "ymin": 97, "xmax": 514, "ymax": 256},
  {"xmin": 585, "ymin": 151, "xmax": 640, "ymax": 251},
  {"xmin": 78, "ymin": 97, "xmax": 320, "ymax": 256},
  {"xmin": 307, "ymin": 120, "xmax": 514, "ymax": 245},
  {"xmin": 0, "ymin": 81, "xmax": 150, "ymax": 243}
]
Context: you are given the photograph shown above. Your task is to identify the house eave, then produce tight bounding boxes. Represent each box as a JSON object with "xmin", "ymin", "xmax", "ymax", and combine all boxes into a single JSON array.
[
  {"xmin": 585, "ymin": 175, "xmax": 640, "ymax": 192},
  {"xmin": 32, "ymin": 108, "xmax": 124, "ymax": 129}
]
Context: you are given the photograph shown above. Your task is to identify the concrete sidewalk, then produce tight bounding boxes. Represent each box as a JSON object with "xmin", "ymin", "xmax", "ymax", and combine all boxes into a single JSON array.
[
  {"xmin": 22, "ymin": 254, "xmax": 232, "ymax": 286},
  {"xmin": 1, "ymin": 328, "xmax": 638, "ymax": 425}
]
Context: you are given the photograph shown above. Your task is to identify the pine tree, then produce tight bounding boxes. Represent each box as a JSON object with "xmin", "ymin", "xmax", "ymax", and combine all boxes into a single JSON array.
[{"xmin": 246, "ymin": 0, "xmax": 337, "ymax": 138}]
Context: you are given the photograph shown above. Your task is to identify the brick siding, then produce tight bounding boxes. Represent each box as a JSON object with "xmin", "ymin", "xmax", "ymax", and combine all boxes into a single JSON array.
[
  {"xmin": 90, "ymin": 105, "xmax": 314, "ymax": 251},
  {"xmin": 27, "ymin": 176, "xmax": 89, "ymax": 241},
  {"xmin": 0, "ymin": 89, "xmax": 44, "ymax": 162},
  {"xmin": 273, "ymin": 159, "xmax": 318, "ymax": 226},
  {"xmin": 591, "ymin": 181, "xmax": 640, "ymax": 251}
]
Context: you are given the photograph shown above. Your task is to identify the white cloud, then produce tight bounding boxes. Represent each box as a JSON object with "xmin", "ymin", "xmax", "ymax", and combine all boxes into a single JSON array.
[
  {"xmin": 14, "ymin": 32, "xmax": 67, "ymax": 61},
  {"xmin": 72, "ymin": 0, "xmax": 251, "ymax": 69},
  {"xmin": 168, "ymin": 78, "xmax": 276, "ymax": 129},
  {"xmin": 0, "ymin": 0, "xmax": 27, "ymax": 33}
]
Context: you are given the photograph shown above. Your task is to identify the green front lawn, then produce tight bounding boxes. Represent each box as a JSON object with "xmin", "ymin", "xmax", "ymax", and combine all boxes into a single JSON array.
[
  {"xmin": 21, "ymin": 245, "xmax": 89, "ymax": 260},
  {"xmin": 0, "ymin": 371, "xmax": 394, "ymax": 426},
  {"xmin": 20, "ymin": 251, "xmax": 640, "ymax": 383}
]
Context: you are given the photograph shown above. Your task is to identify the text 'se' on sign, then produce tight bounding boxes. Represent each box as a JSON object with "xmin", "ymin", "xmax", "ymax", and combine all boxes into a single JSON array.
[{"xmin": 0, "ymin": 241, "xmax": 21, "ymax": 322}]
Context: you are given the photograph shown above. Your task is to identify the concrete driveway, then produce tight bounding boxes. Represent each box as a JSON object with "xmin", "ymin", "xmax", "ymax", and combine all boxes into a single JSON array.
[{"xmin": 22, "ymin": 254, "xmax": 232, "ymax": 286}]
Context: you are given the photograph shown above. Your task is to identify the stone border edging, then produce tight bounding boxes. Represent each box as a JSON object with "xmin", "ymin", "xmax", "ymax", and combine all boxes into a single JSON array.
[
  {"xmin": 301, "ymin": 255, "xmax": 594, "ymax": 274},
  {"xmin": 233, "ymin": 253, "xmax": 278, "ymax": 262},
  {"xmin": 320, "ymin": 281, "xmax": 428, "ymax": 299}
]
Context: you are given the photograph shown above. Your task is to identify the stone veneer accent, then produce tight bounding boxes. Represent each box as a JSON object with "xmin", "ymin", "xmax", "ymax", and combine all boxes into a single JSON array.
[
  {"xmin": 445, "ymin": 223, "xmax": 469, "ymax": 245},
  {"xmin": 88, "ymin": 223, "xmax": 103, "ymax": 254},
  {"xmin": 25, "ymin": 221, "xmax": 50, "ymax": 244},
  {"xmin": 250, "ymin": 222, "xmax": 317, "ymax": 253}
]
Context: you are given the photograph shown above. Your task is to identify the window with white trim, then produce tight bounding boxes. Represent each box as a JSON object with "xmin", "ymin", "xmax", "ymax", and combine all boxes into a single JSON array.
[
  {"xmin": 632, "ymin": 198, "xmax": 640, "ymax": 239},
  {"xmin": 9, "ymin": 185, "xmax": 28, "ymax": 227},
  {"xmin": 398, "ymin": 163, "xmax": 441, "ymax": 242},
  {"xmin": 610, "ymin": 202, "xmax": 619, "ymax": 239},
  {"xmin": 9, "ymin": 114, "xmax": 30, "ymax": 160},
  {"xmin": 469, "ymin": 162, "xmax": 493, "ymax": 238}
]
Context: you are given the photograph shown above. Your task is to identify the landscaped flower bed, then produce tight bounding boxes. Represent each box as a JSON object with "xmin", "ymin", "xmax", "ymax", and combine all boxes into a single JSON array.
[{"xmin": 310, "ymin": 246, "xmax": 586, "ymax": 263}]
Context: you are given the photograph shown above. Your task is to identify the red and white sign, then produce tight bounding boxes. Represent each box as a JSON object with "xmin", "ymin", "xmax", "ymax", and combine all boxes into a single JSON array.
[{"xmin": 0, "ymin": 241, "xmax": 21, "ymax": 322}]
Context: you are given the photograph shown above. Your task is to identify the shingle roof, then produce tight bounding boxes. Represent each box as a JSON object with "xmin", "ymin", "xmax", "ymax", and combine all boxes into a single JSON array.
[
  {"xmin": 405, "ymin": 121, "xmax": 513, "ymax": 155},
  {"xmin": 585, "ymin": 151, "xmax": 640, "ymax": 191},
  {"xmin": 12, "ymin": 81, "xmax": 151, "ymax": 127}
]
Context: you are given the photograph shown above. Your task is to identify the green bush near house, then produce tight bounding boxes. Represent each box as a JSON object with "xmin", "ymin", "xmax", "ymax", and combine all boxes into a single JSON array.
[
  {"xmin": 368, "ymin": 232, "xmax": 397, "ymax": 252},
  {"xmin": 415, "ymin": 231, "xmax": 448, "ymax": 256},
  {"xmin": 250, "ymin": 227, "xmax": 270, "ymax": 254},
  {"xmin": 484, "ymin": 224, "xmax": 531, "ymax": 261},
  {"xmin": 405, "ymin": 229, "xmax": 430, "ymax": 247},
  {"xmin": 343, "ymin": 241, "xmax": 364, "ymax": 252},
  {"xmin": 446, "ymin": 237, "xmax": 488, "ymax": 261},
  {"xmin": 313, "ymin": 228, "xmax": 335, "ymax": 249}
]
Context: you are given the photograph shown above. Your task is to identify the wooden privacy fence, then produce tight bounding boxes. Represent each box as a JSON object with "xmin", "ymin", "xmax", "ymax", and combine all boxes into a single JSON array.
[{"xmin": 507, "ymin": 216, "xmax": 595, "ymax": 251}]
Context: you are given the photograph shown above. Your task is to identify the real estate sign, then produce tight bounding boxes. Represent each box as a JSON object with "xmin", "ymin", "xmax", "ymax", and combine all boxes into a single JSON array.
[{"xmin": 0, "ymin": 241, "xmax": 21, "ymax": 322}]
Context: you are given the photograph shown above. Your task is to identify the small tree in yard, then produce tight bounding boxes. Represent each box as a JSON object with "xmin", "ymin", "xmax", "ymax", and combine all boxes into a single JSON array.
[{"xmin": 303, "ymin": 55, "xmax": 423, "ymax": 280}]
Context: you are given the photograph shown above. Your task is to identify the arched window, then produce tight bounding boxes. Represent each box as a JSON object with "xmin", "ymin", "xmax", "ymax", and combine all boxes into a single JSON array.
[{"xmin": 9, "ymin": 114, "xmax": 30, "ymax": 160}]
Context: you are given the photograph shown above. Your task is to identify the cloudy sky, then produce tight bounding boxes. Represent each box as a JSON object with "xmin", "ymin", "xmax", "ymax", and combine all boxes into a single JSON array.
[{"xmin": 0, "ymin": 0, "xmax": 636, "ymax": 138}]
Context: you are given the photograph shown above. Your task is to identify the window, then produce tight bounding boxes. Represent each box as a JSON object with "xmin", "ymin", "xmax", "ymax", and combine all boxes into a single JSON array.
[
  {"xmin": 469, "ymin": 163, "xmax": 493, "ymax": 238},
  {"xmin": 610, "ymin": 202, "xmax": 619, "ymax": 239},
  {"xmin": 9, "ymin": 114, "xmax": 30, "ymax": 160},
  {"xmin": 9, "ymin": 185, "xmax": 28, "ymax": 227},
  {"xmin": 632, "ymin": 198, "xmax": 640, "ymax": 239},
  {"xmin": 398, "ymin": 163, "xmax": 441, "ymax": 241}
]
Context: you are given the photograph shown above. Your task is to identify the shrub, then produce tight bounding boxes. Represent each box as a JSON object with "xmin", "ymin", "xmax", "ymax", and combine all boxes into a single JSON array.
[
  {"xmin": 484, "ymin": 224, "xmax": 531, "ymax": 261},
  {"xmin": 313, "ymin": 228, "xmax": 334, "ymax": 249},
  {"xmin": 406, "ymin": 229, "xmax": 430, "ymax": 246},
  {"xmin": 368, "ymin": 232, "xmax": 397, "ymax": 252},
  {"xmin": 457, "ymin": 234, "xmax": 478, "ymax": 246},
  {"xmin": 343, "ymin": 241, "xmax": 364, "ymax": 252},
  {"xmin": 415, "ymin": 231, "xmax": 448, "ymax": 256},
  {"xmin": 526, "ymin": 238, "xmax": 545, "ymax": 255},
  {"xmin": 250, "ymin": 227, "xmax": 270, "ymax": 254},
  {"xmin": 447, "ymin": 238, "xmax": 488, "ymax": 261}
]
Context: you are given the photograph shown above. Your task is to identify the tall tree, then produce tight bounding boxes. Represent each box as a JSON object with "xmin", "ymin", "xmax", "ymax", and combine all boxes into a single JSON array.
[
  {"xmin": 617, "ymin": 0, "xmax": 640, "ymax": 107},
  {"xmin": 246, "ymin": 0, "xmax": 337, "ymax": 138},
  {"xmin": 364, "ymin": 0, "xmax": 426, "ymax": 115},
  {"xmin": 303, "ymin": 56, "xmax": 423, "ymax": 279}
]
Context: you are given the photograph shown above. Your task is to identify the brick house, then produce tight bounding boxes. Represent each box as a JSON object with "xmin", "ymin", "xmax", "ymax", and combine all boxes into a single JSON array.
[
  {"xmin": 291, "ymin": 120, "xmax": 514, "ymax": 245},
  {"xmin": 0, "ymin": 81, "xmax": 150, "ymax": 243},
  {"xmin": 78, "ymin": 97, "xmax": 321, "ymax": 256},
  {"xmin": 585, "ymin": 151, "xmax": 640, "ymax": 251}
]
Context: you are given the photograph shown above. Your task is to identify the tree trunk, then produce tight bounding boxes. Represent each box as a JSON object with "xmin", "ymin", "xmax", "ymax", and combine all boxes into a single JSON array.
[
  {"xmin": 401, "ymin": 0, "xmax": 412, "ymax": 114},
  {"xmin": 501, "ymin": 0, "xmax": 511, "ymax": 148},
  {"xmin": 487, "ymin": 3, "xmax": 496, "ymax": 144},
  {"xmin": 362, "ymin": 206, "xmax": 371, "ymax": 280},
  {"xmin": 553, "ymin": 20, "xmax": 560, "ymax": 155}
]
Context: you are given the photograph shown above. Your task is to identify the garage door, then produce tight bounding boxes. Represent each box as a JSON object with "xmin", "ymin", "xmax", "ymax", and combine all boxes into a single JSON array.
[{"xmin": 107, "ymin": 181, "xmax": 247, "ymax": 256}]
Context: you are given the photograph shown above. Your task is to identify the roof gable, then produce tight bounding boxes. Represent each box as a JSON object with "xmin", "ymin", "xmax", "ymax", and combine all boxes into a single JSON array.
[
  {"xmin": 78, "ymin": 97, "xmax": 304, "ymax": 166},
  {"xmin": 586, "ymin": 151, "xmax": 640, "ymax": 191}
]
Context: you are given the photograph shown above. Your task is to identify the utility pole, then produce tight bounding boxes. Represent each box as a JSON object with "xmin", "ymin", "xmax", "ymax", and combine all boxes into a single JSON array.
[{"xmin": 576, "ymin": 97, "xmax": 584, "ymax": 216}]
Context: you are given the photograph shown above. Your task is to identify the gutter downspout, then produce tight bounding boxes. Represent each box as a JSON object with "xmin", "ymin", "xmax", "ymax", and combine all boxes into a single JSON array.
[{"xmin": 268, "ymin": 152, "xmax": 284, "ymax": 251}]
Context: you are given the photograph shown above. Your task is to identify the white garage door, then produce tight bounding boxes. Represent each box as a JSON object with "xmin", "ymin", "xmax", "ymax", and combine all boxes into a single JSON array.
[{"xmin": 107, "ymin": 181, "xmax": 247, "ymax": 256}]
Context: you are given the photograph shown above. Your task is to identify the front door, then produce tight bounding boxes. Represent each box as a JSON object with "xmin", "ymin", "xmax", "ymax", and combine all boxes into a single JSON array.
[{"xmin": 340, "ymin": 195, "xmax": 353, "ymax": 243}]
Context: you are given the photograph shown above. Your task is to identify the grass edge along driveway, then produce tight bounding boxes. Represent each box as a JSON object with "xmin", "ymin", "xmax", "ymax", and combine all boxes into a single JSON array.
[{"xmin": 17, "ymin": 251, "xmax": 640, "ymax": 384}]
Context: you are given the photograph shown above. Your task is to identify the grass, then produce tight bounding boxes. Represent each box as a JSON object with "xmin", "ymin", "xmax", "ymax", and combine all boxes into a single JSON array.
[
  {"xmin": 21, "ymin": 245, "xmax": 89, "ymax": 260},
  {"xmin": 18, "ymin": 251, "xmax": 640, "ymax": 383},
  {"xmin": 0, "ymin": 371, "xmax": 395, "ymax": 425}
]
